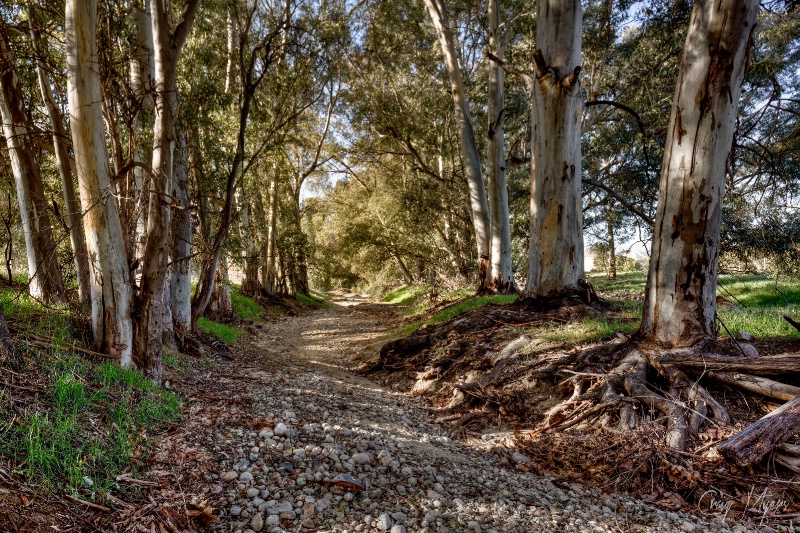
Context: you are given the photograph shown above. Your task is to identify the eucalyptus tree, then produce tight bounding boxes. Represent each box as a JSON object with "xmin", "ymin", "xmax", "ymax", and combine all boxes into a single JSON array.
[
  {"xmin": 65, "ymin": 0, "xmax": 133, "ymax": 364},
  {"xmin": 423, "ymin": 0, "xmax": 492, "ymax": 290},
  {"xmin": 0, "ymin": 28, "xmax": 66, "ymax": 304},
  {"xmin": 640, "ymin": 0, "xmax": 759, "ymax": 348}
]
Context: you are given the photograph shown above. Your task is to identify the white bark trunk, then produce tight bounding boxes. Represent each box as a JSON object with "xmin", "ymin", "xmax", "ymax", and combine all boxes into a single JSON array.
[
  {"xmin": 224, "ymin": 2, "xmax": 237, "ymax": 94},
  {"xmin": 487, "ymin": 0, "xmax": 514, "ymax": 293},
  {"xmin": 28, "ymin": 18, "xmax": 91, "ymax": 305},
  {"xmin": 65, "ymin": 0, "xmax": 133, "ymax": 364},
  {"xmin": 170, "ymin": 126, "xmax": 192, "ymax": 331},
  {"xmin": 640, "ymin": 0, "xmax": 759, "ymax": 347},
  {"xmin": 423, "ymin": 0, "xmax": 491, "ymax": 287},
  {"xmin": 525, "ymin": 0, "xmax": 584, "ymax": 297},
  {"xmin": 0, "ymin": 31, "xmax": 66, "ymax": 304}
]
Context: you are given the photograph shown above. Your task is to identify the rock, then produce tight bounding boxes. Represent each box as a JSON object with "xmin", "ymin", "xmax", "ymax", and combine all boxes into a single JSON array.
[
  {"xmin": 376, "ymin": 513, "xmax": 393, "ymax": 530},
  {"xmin": 266, "ymin": 514, "xmax": 280, "ymax": 526},
  {"xmin": 511, "ymin": 452, "xmax": 530, "ymax": 465},
  {"xmin": 222, "ymin": 471, "xmax": 239, "ymax": 482},
  {"xmin": 302, "ymin": 502, "xmax": 316, "ymax": 517},
  {"xmin": 239, "ymin": 472, "xmax": 254, "ymax": 482},
  {"xmin": 250, "ymin": 512, "xmax": 264, "ymax": 532},
  {"xmin": 735, "ymin": 331, "xmax": 755, "ymax": 342},
  {"xmin": 301, "ymin": 518, "xmax": 315, "ymax": 529},
  {"xmin": 739, "ymin": 343, "xmax": 760, "ymax": 357},
  {"xmin": 352, "ymin": 452, "xmax": 371, "ymax": 465},
  {"xmin": 390, "ymin": 526, "xmax": 407, "ymax": 533},
  {"xmin": 679, "ymin": 522, "xmax": 696, "ymax": 532},
  {"xmin": 230, "ymin": 506, "xmax": 242, "ymax": 516},
  {"xmin": 82, "ymin": 476, "xmax": 94, "ymax": 488},
  {"xmin": 246, "ymin": 488, "xmax": 259, "ymax": 498}
]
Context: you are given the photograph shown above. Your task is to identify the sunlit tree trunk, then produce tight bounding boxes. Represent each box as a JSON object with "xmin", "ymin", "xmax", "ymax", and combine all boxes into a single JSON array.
[
  {"xmin": 0, "ymin": 31, "xmax": 66, "ymax": 304},
  {"xmin": 423, "ymin": 0, "xmax": 491, "ymax": 290},
  {"xmin": 224, "ymin": 1, "xmax": 237, "ymax": 94},
  {"xmin": 640, "ymin": 0, "xmax": 758, "ymax": 347},
  {"xmin": 170, "ymin": 126, "xmax": 191, "ymax": 331},
  {"xmin": 486, "ymin": 0, "xmax": 514, "ymax": 293},
  {"xmin": 28, "ymin": 17, "xmax": 91, "ymax": 305},
  {"xmin": 239, "ymin": 190, "xmax": 259, "ymax": 296},
  {"xmin": 65, "ymin": 0, "xmax": 133, "ymax": 364},
  {"xmin": 526, "ymin": 0, "xmax": 584, "ymax": 297}
]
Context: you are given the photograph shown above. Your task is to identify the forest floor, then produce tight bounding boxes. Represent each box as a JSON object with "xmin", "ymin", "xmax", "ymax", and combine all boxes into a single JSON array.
[{"xmin": 86, "ymin": 293, "xmax": 764, "ymax": 533}]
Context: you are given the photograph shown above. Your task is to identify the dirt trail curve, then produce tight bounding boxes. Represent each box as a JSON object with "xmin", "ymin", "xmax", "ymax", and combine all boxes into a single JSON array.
[{"xmin": 206, "ymin": 296, "xmax": 754, "ymax": 533}]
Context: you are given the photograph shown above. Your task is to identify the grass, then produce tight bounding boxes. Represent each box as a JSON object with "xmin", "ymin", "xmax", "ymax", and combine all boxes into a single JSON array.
[
  {"xmin": 588, "ymin": 271, "xmax": 800, "ymax": 339},
  {"xmin": 232, "ymin": 290, "xmax": 265, "ymax": 322},
  {"xmin": 401, "ymin": 293, "xmax": 519, "ymax": 335},
  {"xmin": 297, "ymin": 292, "xmax": 330, "ymax": 308},
  {"xmin": 197, "ymin": 317, "xmax": 240, "ymax": 344},
  {"xmin": 0, "ymin": 356, "xmax": 179, "ymax": 493},
  {"xmin": 382, "ymin": 285, "xmax": 428, "ymax": 306}
]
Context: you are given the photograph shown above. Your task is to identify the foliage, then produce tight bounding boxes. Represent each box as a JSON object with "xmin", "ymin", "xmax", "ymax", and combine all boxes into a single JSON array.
[{"xmin": 231, "ymin": 290, "xmax": 266, "ymax": 322}]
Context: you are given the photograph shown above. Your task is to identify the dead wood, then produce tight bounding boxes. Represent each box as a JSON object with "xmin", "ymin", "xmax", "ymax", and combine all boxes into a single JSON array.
[
  {"xmin": 657, "ymin": 352, "xmax": 800, "ymax": 375},
  {"xmin": 718, "ymin": 394, "xmax": 800, "ymax": 465},
  {"xmin": 707, "ymin": 371, "xmax": 800, "ymax": 402}
]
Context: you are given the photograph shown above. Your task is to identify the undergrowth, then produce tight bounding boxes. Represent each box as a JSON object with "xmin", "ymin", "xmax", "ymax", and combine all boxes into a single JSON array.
[
  {"xmin": 401, "ymin": 294, "xmax": 519, "ymax": 335},
  {"xmin": 0, "ymin": 355, "xmax": 179, "ymax": 493},
  {"xmin": 197, "ymin": 317, "xmax": 240, "ymax": 344},
  {"xmin": 297, "ymin": 292, "xmax": 330, "ymax": 308},
  {"xmin": 232, "ymin": 290, "xmax": 265, "ymax": 322}
]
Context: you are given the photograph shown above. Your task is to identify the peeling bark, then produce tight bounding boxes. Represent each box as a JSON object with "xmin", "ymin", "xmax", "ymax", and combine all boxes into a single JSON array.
[
  {"xmin": 170, "ymin": 126, "xmax": 191, "ymax": 331},
  {"xmin": 640, "ymin": 0, "xmax": 759, "ymax": 347},
  {"xmin": 525, "ymin": 0, "xmax": 584, "ymax": 297}
]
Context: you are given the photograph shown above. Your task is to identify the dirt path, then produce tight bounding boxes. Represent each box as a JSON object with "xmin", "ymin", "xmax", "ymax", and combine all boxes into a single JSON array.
[{"xmin": 159, "ymin": 297, "xmax": 754, "ymax": 533}]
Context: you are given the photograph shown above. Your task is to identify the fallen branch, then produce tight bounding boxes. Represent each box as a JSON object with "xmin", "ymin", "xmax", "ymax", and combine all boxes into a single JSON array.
[
  {"xmin": 657, "ymin": 352, "xmax": 800, "ymax": 375},
  {"xmin": 707, "ymin": 371, "xmax": 800, "ymax": 402},
  {"xmin": 115, "ymin": 474, "xmax": 159, "ymax": 487},
  {"xmin": 717, "ymin": 394, "xmax": 800, "ymax": 465}
]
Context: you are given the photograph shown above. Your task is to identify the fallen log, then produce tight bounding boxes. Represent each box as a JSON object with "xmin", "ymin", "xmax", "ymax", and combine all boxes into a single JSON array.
[
  {"xmin": 706, "ymin": 371, "xmax": 800, "ymax": 402},
  {"xmin": 717, "ymin": 394, "xmax": 800, "ymax": 465},
  {"xmin": 656, "ymin": 352, "xmax": 800, "ymax": 375}
]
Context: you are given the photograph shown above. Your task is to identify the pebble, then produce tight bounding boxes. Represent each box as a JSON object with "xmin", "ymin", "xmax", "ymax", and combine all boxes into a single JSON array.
[
  {"xmin": 274, "ymin": 423, "xmax": 290, "ymax": 436},
  {"xmin": 375, "ymin": 513, "xmax": 393, "ymax": 530}
]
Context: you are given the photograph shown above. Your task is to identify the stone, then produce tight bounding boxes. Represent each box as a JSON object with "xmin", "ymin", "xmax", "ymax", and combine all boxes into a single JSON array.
[
  {"xmin": 246, "ymin": 488, "xmax": 260, "ymax": 498},
  {"xmin": 274, "ymin": 423, "xmax": 290, "ymax": 436},
  {"xmin": 250, "ymin": 512, "xmax": 264, "ymax": 532},
  {"xmin": 352, "ymin": 452, "xmax": 371, "ymax": 465},
  {"xmin": 239, "ymin": 472, "xmax": 254, "ymax": 483},
  {"xmin": 302, "ymin": 502, "xmax": 316, "ymax": 518},
  {"xmin": 222, "ymin": 471, "xmax": 239, "ymax": 482},
  {"xmin": 376, "ymin": 513, "xmax": 393, "ymax": 530},
  {"xmin": 230, "ymin": 506, "xmax": 242, "ymax": 516},
  {"xmin": 266, "ymin": 514, "xmax": 280, "ymax": 526},
  {"xmin": 390, "ymin": 526, "xmax": 406, "ymax": 533},
  {"xmin": 679, "ymin": 522, "xmax": 696, "ymax": 532}
]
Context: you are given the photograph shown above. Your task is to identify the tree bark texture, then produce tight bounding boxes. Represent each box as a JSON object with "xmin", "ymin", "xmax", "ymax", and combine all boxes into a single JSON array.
[
  {"xmin": 525, "ymin": 0, "xmax": 584, "ymax": 297},
  {"xmin": 28, "ymin": 17, "xmax": 91, "ymax": 305},
  {"xmin": 640, "ymin": 0, "xmax": 758, "ymax": 347},
  {"xmin": 718, "ymin": 395, "xmax": 800, "ymax": 466},
  {"xmin": 170, "ymin": 126, "xmax": 192, "ymax": 331},
  {"xmin": 0, "ymin": 31, "xmax": 66, "ymax": 304},
  {"xmin": 486, "ymin": 0, "xmax": 514, "ymax": 293},
  {"xmin": 65, "ymin": 0, "xmax": 133, "ymax": 364},
  {"xmin": 423, "ymin": 0, "xmax": 491, "ymax": 289}
]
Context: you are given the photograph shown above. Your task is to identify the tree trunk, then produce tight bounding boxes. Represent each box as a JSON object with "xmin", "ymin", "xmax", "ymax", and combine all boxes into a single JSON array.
[
  {"xmin": 170, "ymin": 126, "xmax": 192, "ymax": 331},
  {"xmin": 607, "ymin": 203, "xmax": 616, "ymax": 280},
  {"xmin": 28, "ymin": 17, "xmax": 91, "ymax": 305},
  {"xmin": 263, "ymin": 176, "xmax": 279, "ymax": 294},
  {"xmin": 133, "ymin": 0, "xmax": 199, "ymax": 380},
  {"xmin": 65, "ymin": 0, "xmax": 133, "ymax": 364},
  {"xmin": 718, "ymin": 395, "xmax": 800, "ymax": 466},
  {"xmin": 486, "ymin": 0, "xmax": 515, "ymax": 293},
  {"xmin": 239, "ymin": 192, "xmax": 259, "ymax": 296},
  {"xmin": 216, "ymin": 252, "xmax": 233, "ymax": 316},
  {"xmin": 129, "ymin": 0, "xmax": 156, "ymax": 266},
  {"xmin": 423, "ymin": 0, "xmax": 491, "ymax": 290},
  {"xmin": 224, "ymin": 1, "xmax": 237, "ymax": 94},
  {"xmin": 525, "ymin": 0, "xmax": 584, "ymax": 297},
  {"xmin": 0, "ymin": 31, "xmax": 66, "ymax": 304},
  {"xmin": 640, "ymin": 0, "xmax": 759, "ymax": 347}
]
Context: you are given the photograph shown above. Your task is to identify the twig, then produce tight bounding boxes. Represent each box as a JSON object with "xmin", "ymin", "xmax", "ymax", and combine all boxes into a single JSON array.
[
  {"xmin": 64, "ymin": 494, "xmax": 111, "ymax": 512},
  {"xmin": 116, "ymin": 474, "xmax": 159, "ymax": 487}
]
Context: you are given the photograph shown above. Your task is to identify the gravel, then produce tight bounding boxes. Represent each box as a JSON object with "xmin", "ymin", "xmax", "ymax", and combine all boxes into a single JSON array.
[{"xmin": 212, "ymin": 298, "xmax": 758, "ymax": 532}]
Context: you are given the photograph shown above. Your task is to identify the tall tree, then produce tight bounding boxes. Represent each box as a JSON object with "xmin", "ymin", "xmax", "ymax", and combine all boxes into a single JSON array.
[
  {"xmin": 525, "ymin": 0, "xmax": 583, "ymax": 297},
  {"xmin": 65, "ymin": 0, "xmax": 133, "ymax": 364},
  {"xmin": 486, "ymin": 0, "xmax": 514, "ymax": 292},
  {"xmin": 423, "ymin": 0, "xmax": 492, "ymax": 290},
  {"xmin": 0, "ymin": 30, "xmax": 66, "ymax": 304},
  {"xmin": 640, "ymin": 0, "xmax": 759, "ymax": 346},
  {"xmin": 134, "ymin": 0, "xmax": 200, "ymax": 378}
]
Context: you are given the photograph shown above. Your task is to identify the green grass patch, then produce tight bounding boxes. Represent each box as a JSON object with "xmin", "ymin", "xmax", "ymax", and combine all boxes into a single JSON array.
[
  {"xmin": 197, "ymin": 317, "xmax": 240, "ymax": 344},
  {"xmin": 0, "ymin": 357, "xmax": 179, "ymax": 493},
  {"xmin": 382, "ymin": 285, "xmax": 427, "ymax": 305},
  {"xmin": 401, "ymin": 294, "xmax": 518, "ymax": 335},
  {"xmin": 232, "ymin": 291, "xmax": 265, "ymax": 322},
  {"xmin": 296, "ymin": 292, "xmax": 330, "ymax": 308}
]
